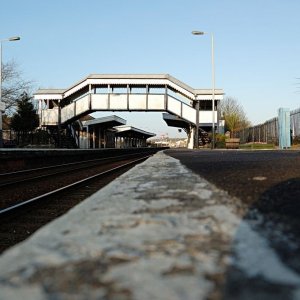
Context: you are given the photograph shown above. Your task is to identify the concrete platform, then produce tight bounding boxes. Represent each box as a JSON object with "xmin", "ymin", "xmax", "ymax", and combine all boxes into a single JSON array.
[{"xmin": 0, "ymin": 151, "xmax": 300, "ymax": 299}]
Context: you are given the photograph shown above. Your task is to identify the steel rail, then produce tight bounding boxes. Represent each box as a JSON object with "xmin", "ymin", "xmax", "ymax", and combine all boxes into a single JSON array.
[
  {"xmin": 0, "ymin": 152, "xmax": 154, "ymax": 188},
  {"xmin": 0, "ymin": 155, "xmax": 150, "ymax": 216}
]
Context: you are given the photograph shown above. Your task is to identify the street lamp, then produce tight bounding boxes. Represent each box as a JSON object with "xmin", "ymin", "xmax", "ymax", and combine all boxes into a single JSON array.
[
  {"xmin": 0, "ymin": 36, "xmax": 20, "ymax": 148},
  {"xmin": 192, "ymin": 30, "xmax": 216, "ymax": 149}
]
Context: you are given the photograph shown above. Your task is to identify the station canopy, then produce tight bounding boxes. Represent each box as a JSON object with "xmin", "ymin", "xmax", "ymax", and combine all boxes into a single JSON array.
[
  {"xmin": 114, "ymin": 125, "xmax": 155, "ymax": 139},
  {"xmin": 82, "ymin": 115, "xmax": 126, "ymax": 129}
]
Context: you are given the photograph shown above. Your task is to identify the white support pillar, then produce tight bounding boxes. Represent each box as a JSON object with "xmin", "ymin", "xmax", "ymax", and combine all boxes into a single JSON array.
[
  {"xmin": 187, "ymin": 127, "xmax": 195, "ymax": 149},
  {"xmin": 92, "ymin": 127, "xmax": 95, "ymax": 149},
  {"xmin": 85, "ymin": 130, "xmax": 87, "ymax": 149},
  {"xmin": 98, "ymin": 128, "xmax": 101, "ymax": 148},
  {"xmin": 86, "ymin": 125, "xmax": 89, "ymax": 149},
  {"xmin": 38, "ymin": 99, "xmax": 42, "ymax": 127}
]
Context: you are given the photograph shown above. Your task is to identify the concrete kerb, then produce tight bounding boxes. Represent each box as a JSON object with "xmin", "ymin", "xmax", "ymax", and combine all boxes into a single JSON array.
[{"xmin": 0, "ymin": 150, "xmax": 300, "ymax": 299}]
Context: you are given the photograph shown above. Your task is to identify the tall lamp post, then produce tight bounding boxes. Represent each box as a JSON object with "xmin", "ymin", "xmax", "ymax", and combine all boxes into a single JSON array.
[
  {"xmin": 192, "ymin": 31, "xmax": 215, "ymax": 149},
  {"xmin": 0, "ymin": 36, "xmax": 21, "ymax": 148}
]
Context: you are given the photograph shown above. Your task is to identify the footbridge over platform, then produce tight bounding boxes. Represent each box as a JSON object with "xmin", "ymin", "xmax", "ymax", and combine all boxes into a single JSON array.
[{"xmin": 34, "ymin": 74, "xmax": 224, "ymax": 148}]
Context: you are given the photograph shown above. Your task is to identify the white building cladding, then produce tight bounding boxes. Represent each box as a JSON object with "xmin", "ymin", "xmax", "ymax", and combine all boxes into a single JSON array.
[{"xmin": 34, "ymin": 74, "xmax": 224, "ymax": 148}]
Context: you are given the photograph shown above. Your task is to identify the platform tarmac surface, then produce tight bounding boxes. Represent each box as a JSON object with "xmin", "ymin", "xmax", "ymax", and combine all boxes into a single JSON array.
[{"xmin": 1, "ymin": 150, "xmax": 300, "ymax": 299}]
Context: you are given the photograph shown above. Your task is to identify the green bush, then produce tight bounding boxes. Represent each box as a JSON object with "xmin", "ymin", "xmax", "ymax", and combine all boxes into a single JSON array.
[{"xmin": 214, "ymin": 134, "xmax": 226, "ymax": 149}]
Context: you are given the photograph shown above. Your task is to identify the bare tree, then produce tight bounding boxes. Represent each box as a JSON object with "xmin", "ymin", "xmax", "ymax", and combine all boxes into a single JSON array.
[
  {"xmin": 220, "ymin": 97, "xmax": 251, "ymax": 137},
  {"xmin": 1, "ymin": 60, "xmax": 33, "ymax": 116}
]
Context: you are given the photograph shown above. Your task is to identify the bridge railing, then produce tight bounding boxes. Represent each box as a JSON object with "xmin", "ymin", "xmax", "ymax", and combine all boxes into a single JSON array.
[
  {"xmin": 41, "ymin": 92, "xmax": 199, "ymax": 125},
  {"xmin": 92, "ymin": 93, "xmax": 166, "ymax": 110},
  {"xmin": 40, "ymin": 91, "xmax": 218, "ymax": 127},
  {"xmin": 41, "ymin": 107, "xmax": 58, "ymax": 126},
  {"xmin": 291, "ymin": 108, "xmax": 300, "ymax": 138}
]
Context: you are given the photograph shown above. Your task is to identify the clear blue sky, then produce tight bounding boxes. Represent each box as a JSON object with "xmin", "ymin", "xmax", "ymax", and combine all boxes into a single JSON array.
[{"xmin": 1, "ymin": 0, "xmax": 300, "ymax": 138}]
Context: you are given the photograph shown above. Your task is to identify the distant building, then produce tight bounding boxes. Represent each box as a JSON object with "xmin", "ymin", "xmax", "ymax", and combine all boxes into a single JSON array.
[{"xmin": 150, "ymin": 138, "xmax": 187, "ymax": 148}]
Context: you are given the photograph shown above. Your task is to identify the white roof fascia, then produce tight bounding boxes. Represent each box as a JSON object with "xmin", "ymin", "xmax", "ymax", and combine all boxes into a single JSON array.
[
  {"xmin": 33, "ymin": 94, "xmax": 63, "ymax": 100},
  {"xmin": 166, "ymin": 81, "xmax": 195, "ymax": 99},
  {"xmin": 114, "ymin": 125, "xmax": 155, "ymax": 137},
  {"xmin": 196, "ymin": 94, "xmax": 224, "ymax": 101},
  {"xmin": 194, "ymin": 88, "xmax": 224, "ymax": 94},
  {"xmin": 63, "ymin": 76, "xmax": 196, "ymax": 100},
  {"xmin": 64, "ymin": 79, "xmax": 91, "ymax": 98},
  {"xmin": 34, "ymin": 75, "xmax": 224, "ymax": 103},
  {"xmin": 89, "ymin": 78, "xmax": 195, "ymax": 99},
  {"xmin": 88, "ymin": 78, "xmax": 167, "ymax": 85},
  {"xmin": 82, "ymin": 115, "xmax": 126, "ymax": 126},
  {"xmin": 34, "ymin": 88, "xmax": 65, "ymax": 94},
  {"xmin": 195, "ymin": 89, "xmax": 224, "ymax": 101}
]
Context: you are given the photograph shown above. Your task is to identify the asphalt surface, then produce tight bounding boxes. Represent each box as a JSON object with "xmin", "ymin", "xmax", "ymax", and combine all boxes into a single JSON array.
[
  {"xmin": 166, "ymin": 148, "xmax": 300, "ymax": 297},
  {"xmin": 166, "ymin": 149, "xmax": 300, "ymax": 207}
]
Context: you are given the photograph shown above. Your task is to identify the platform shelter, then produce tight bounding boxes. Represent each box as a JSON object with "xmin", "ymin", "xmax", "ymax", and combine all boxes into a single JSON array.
[
  {"xmin": 79, "ymin": 115, "xmax": 155, "ymax": 149},
  {"xmin": 80, "ymin": 115, "xmax": 125, "ymax": 149},
  {"xmin": 114, "ymin": 125, "xmax": 155, "ymax": 148}
]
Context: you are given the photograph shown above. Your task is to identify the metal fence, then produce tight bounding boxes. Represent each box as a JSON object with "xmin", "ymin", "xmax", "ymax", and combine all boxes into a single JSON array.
[
  {"xmin": 291, "ymin": 108, "xmax": 300, "ymax": 141},
  {"xmin": 236, "ymin": 107, "xmax": 300, "ymax": 145},
  {"xmin": 2, "ymin": 129, "xmax": 53, "ymax": 148}
]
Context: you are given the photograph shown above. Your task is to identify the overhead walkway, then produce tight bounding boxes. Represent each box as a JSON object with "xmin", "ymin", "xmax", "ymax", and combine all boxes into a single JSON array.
[{"xmin": 34, "ymin": 74, "xmax": 224, "ymax": 148}]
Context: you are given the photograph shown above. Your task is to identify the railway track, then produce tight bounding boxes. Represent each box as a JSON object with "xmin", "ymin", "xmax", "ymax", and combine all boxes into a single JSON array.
[
  {"xmin": 0, "ymin": 152, "xmax": 146, "ymax": 187},
  {"xmin": 0, "ymin": 152, "xmax": 154, "ymax": 209},
  {"xmin": 0, "ymin": 151, "xmax": 154, "ymax": 253}
]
